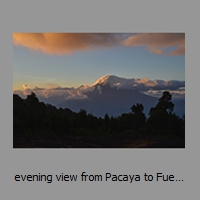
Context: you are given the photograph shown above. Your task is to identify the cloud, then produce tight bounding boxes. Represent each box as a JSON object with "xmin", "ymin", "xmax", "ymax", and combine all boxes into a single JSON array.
[
  {"xmin": 93, "ymin": 75, "xmax": 185, "ymax": 91},
  {"xmin": 13, "ymin": 33, "xmax": 122, "ymax": 55},
  {"xmin": 13, "ymin": 33, "xmax": 185, "ymax": 56},
  {"xmin": 123, "ymin": 33, "xmax": 185, "ymax": 55},
  {"xmin": 13, "ymin": 75, "xmax": 185, "ymax": 104},
  {"xmin": 142, "ymin": 89, "xmax": 185, "ymax": 99},
  {"xmin": 22, "ymin": 84, "xmax": 28, "ymax": 89},
  {"xmin": 134, "ymin": 79, "xmax": 185, "ymax": 91},
  {"xmin": 14, "ymin": 83, "xmax": 95, "ymax": 103}
]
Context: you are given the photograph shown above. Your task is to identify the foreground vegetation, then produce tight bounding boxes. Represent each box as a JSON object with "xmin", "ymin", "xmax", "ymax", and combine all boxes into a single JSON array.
[{"xmin": 13, "ymin": 91, "xmax": 185, "ymax": 148}]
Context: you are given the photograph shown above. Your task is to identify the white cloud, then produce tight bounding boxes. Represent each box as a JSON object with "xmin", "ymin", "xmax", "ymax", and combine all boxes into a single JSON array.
[
  {"xmin": 13, "ymin": 75, "xmax": 185, "ymax": 105},
  {"xmin": 14, "ymin": 83, "xmax": 95, "ymax": 102},
  {"xmin": 93, "ymin": 75, "xmax": 185, "ymax": 91},
  {"xmin": 142, "ymin": 89, "xmax": 185, "ymax": 99}
]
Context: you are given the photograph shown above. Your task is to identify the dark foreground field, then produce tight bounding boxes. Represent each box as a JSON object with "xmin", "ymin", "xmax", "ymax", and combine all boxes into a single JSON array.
[{"xmin": 13, "ymin": 132, "xmax": 185, "ymax": 148}]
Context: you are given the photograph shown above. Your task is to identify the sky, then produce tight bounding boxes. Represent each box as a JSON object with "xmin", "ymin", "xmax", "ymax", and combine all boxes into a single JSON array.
[{"xmin": 13, "ymin": 33, "xmax": 185, "ymax": 99}]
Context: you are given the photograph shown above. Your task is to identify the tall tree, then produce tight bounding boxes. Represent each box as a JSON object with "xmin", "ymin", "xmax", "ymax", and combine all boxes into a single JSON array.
[
  {"xmin": 131, "ymin": 103, "xmax": 144, "ymax": 114},
  {"xmin": 149, "ymin": 91, "xmax": 174, "ymax": 115},
  {"xmin": 145, "ymin": 91, "xmax": 184, "ymax": 137},
  {"xmin": 130, "ymin": 103, "xmax": 146, "ymax": 130}
]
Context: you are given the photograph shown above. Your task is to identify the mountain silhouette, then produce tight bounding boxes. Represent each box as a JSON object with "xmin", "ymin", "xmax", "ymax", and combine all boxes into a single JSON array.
[
  {"xmin": 57, "ymin": 75, "xmax": 184, "ymax": 117},
  {"xmin": 58, "ymin": 84, "xmax": 157, "ymax": 117}
]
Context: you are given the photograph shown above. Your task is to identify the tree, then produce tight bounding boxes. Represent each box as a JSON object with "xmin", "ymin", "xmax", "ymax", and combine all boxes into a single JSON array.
[
  {"xmin": 145, "ymin": 91, "xmax": 184, "ymax": 137},
  {"xmin": 130, "ymin": 103, "xmax": 146, "ymax": 130},
  {"xmin": 104, "ymin": 114, "xmax": 110, "ymax": 132},
  {"xmin": 149, "ymin": 91, "xmax": 174, "ymax": 115},
  {"xmin": 13, "ymin": 94, "xmax": 27, "ymax": 137},
  {"xmin": 26, "ymin": 92, "xmax": 39, "ymax": 104},
  {"xmin": 77, "ymin": 109, "xmax": 87, "ymax": 129},
  {"xmin": 131, "ymin": 103, "xmax": 144, "ymax": 114},
  {"xmin": 119, "ymin": 113, "xmax": 134, "ymax": 131}
]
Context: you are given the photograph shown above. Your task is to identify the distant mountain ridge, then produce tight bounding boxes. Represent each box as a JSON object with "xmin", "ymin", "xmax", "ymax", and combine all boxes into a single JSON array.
[
  {"xmin": 57, "ymin": 75, "xmax": 185, "ymax": 117},
  {"xmin": 14, "ymin": 74, "xmax": 185, "ymax": 117},
  {"xmin": 58, "ymin": 86, "xmax": 158, "ymax": 117}
]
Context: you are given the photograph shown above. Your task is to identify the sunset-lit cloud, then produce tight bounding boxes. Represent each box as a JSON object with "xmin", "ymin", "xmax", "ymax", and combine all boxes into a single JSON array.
[
  {"xmin": 22, "ymin": 84, "xmax": 28, "ymax": 90},
  {"xmin": 93, "ymin": 75, "xmax": 185, "ymax": 91},
  {"xmin": 13, "ymin": 33, "xmax": 122, "ymax": 55},
  {"xmin": 123, "ymin": 33, "xmax": 185, "ymax": 56},
  {"xmin": 14, "ymin": 83, "xmax": 95, "ymax": 102},
  {"xmin": 13, "ymin": 33, "xmax": 185, "ymax": 56}
]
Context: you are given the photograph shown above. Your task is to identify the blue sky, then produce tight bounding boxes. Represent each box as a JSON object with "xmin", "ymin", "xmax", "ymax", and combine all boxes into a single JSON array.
[{"xmin": 13, "ymin": 33, "xmax": 185, "ymax": 91}]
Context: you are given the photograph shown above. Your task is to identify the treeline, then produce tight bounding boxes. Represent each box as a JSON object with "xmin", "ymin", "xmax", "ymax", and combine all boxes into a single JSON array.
[{"xmin": 13, "ymin": 91, "xmax": 185, "ymax": 139}]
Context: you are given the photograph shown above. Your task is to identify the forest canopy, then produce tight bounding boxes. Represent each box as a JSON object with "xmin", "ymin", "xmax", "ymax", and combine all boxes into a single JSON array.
[{"xmin": 13, "ymin": 91, "xmax": 185, "ymax": 140}]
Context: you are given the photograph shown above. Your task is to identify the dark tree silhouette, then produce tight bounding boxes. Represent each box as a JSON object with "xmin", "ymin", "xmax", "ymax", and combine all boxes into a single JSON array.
[
  {"xmin": 13, "ymin": 91, "xmax": 185, "ymax": 148},
  {"xmin": 104, "ymin": 114, "xmax": 110, "ymax": 132},
  {"xmin": 131, "ymin": 103, "xmax": 144, "ymax": 114},
  {"xmin": 26, "ymin": 92, "xmax": 39, "ymax": 104},
  {"xmin": 145, "ymin": 91, "xmax": 184, "ymax": 137},
  {"xmin": 149, "ymin": 91, "xmax": 174, "ymax": 115},
  {"xmin": 130, "ymin": 103, "xmax": 146, "ymax": 130}
]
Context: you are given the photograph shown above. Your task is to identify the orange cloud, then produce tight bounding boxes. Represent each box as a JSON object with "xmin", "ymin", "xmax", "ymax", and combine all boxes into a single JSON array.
[
  {"xmin": 123, "ymin": 33, "xmax": 185, "ymax": 56},
  {"xmin": 13, "ymin": 33, "xmax": 121, "ymax": 55}
]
